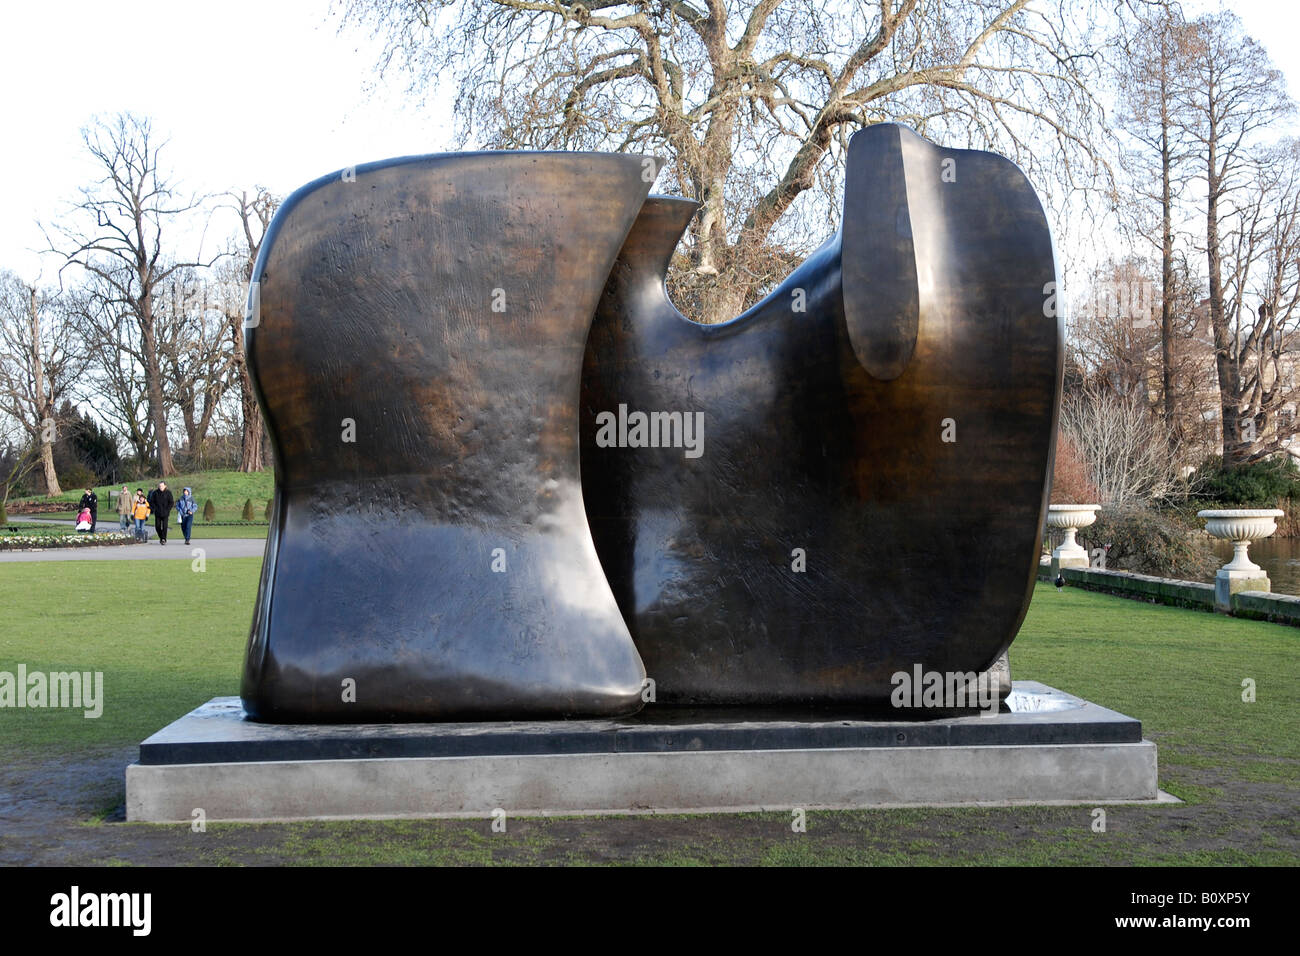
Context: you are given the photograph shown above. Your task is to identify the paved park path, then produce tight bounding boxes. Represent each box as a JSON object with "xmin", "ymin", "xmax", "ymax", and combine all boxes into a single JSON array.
[{"xmin": 0, "ymin": 538, "xmax": 264, "ymax": 562}]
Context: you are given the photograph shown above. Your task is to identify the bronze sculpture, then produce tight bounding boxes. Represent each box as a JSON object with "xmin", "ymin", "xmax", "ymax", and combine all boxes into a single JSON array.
[
  {"xmin": 241, "ymin": 124, "xmax": 1060, "ymax": 721},
  {"xmin": 241, "ymin": 152, "xmax": 652, "ymax": 721},
  {"xmin": 580, "ymin": 123, "xmax": 1061, "ymax": 706}
]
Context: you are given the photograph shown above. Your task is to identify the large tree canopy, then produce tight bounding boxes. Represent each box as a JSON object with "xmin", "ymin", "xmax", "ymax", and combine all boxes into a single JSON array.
[{"xmin": 343, "ymin": 0, "xmax": 1114, "ymax": 322}]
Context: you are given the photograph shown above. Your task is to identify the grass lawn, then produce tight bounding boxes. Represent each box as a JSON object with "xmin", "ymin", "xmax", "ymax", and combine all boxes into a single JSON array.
[
  {"xmin": 187, "ymin": 523, "xmax": 269, "ymax": 540},
  {"xmin": 0, "ymin": 558, "xmax": 257, "ymax": 754},
  {"xmin": 0, "ymin": 567, "xmax": 1295, "ymax": 865},
  {"xmin": 12, "ymin": 468, "xmax": 275, "ymax": 523}
]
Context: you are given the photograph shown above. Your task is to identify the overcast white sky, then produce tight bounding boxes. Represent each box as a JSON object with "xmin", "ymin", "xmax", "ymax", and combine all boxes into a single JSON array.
[
  {"xmin": 1, "ymin": 0, "xmax": 1298, "ymax": 281},
  {"xmin": 0, "ymin": 0, "xmax": 456, "ymax": 279}
]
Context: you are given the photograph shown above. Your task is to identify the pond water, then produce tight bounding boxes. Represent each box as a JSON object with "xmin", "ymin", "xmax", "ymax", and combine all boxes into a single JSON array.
[{"xmin": 1211, "ymin": 537, "xmax": 1300, "ymax": 596}]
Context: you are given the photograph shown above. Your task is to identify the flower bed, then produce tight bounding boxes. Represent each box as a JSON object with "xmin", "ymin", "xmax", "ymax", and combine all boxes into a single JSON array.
[{"xmin": 0, "ymin": 530, "xmax": 140, "ymax": 550}]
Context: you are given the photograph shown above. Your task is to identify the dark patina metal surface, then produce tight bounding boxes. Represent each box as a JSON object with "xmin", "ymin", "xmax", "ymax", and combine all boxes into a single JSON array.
[
  {"xmin": 241, "ymin": 125, "xmax": 1059, "ymax": 722},
  {"xmin": 580, "ymin": 123, "xmax": 1062, "ymax": 707},
  {"xmin": 242, "ymin": 152, "xmax": 653, "ymax": 721}
]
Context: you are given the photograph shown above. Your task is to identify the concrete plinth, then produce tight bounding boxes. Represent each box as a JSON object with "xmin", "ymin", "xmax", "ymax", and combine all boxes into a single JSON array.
[
  {"xmin": 126, "ymin": 682, "xmax": 1163, "ymax": 822},
  {"xmin": 1215, "ymin": 568, "xmax": 1271, "ymax": 612}
]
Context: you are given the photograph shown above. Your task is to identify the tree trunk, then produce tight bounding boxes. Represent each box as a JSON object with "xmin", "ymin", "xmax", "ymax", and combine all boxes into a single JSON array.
[
  {"xmin": 27, "ymin": 287, "xmax": 62, "ymax": 496},
  {"xmin": 1205, "ymin": 127, "xmax": 1243, "ymax": 465},
  {"xmin": 193, "ymin": 386, "xmax": 220, "ymax": 463},
  {"xmin": 228, "ymin": 309, "xmax": 266, "ymax": 472},
  {"xmin": 1158, "ymin": 41, "xmax": 1177, "ymax": 436},
  {"xmin": 239, "ymin": 381, "xmax": 265, "ymax": 471},
  {"xmin": 181, "ymin": 401, "xmax": 197, "ymax": 456},
  {"xmin": 139, "ymin": 291, "xmax": 174, "ymax": 476},
  {"xmin": 1160, "ymin": 159, "xmax": 1176, "ymax": 431},
  {"xmin": 38, "ymin": 430, "xmax": 60, "ymax": 496},
  {"xmin": 127, "ymin": 416, "xmax": 152, "ymax": 467},
  {"xmin": 698, "ymin": 261, "xmax": 747, "ymax": 325}
]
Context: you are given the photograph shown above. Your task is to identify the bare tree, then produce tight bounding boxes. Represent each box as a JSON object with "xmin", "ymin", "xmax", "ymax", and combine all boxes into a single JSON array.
[
  {"xmin": 156, "ymin": 269, "xmax": 235, "ymax": 463},
  {"xmin": 221, "ymin": 188, "xmax": 278, "ymax": 472},
  {"xmin": 1060, "ymin": 383, "xmax": 1182, "ymax": 504},
  {"xmin": 1049, "ymin": 429, "xmax": 1099, "ymax": 504},
  {"xmin": 44, "ymin": 113, "xmax": 216, "ymax": 476},
  {"xmin": 1115, "ymin": 0, "xmax": 1196, "ymax": 434},
  {"xmin": 1173, "ymin": 11, "xmax": 1295, "ymax": 465},
  {"xmin": 0, "ymin": 273, "xmax": 84, "ymax": 496},
  {"xmin": 1, "ymin": 429, "xmax": 35, "ymax": 506},
  {"xmin": 1068, "ymin": 257, "xmax": 1162, "ymax": 400},
  {"xmin": 1164, "ymin": 258, "xmax": 1219, "ymax": 464},
  {"xmin": 69, "ymin": 263, "xmax": 155, "ymax": 464},
  {"xmin": 343, "ymin": 0, "xmax": 1115, "ymax": 323},
  {"xmin": 1217, "ymin": 139, "xmax": 1300, "ymax": 461}
]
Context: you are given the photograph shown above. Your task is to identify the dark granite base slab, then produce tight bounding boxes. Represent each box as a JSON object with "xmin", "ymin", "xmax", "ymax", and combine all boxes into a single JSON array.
[{"xmin": 139, "ymin": 681, "xmax": 1140, "ymax": 766}]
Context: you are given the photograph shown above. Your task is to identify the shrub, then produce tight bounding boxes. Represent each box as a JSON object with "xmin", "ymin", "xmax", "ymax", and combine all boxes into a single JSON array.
[
  {"xmin": 51, "ymin": 400, "xmax": 121, "ymax": 484},
  {"xmin": 1079, "ymin": 503, "xmax": 1219, "ymax": 580},
  {"xmin": 57, "ymin": 463, "xmax": 97, "ymax": 492},
  {"xmin": 1050, "ymin": 431, "xmax": 1099, "ymax": 504},
  {"xmin": 119, "ymin": 457, "xmax": 155, "ymax": 482},
  {"xmin": 1192, "ymin": 456, "xmax": 1300, "ymax": 507},
  {"xmin": 241, "ymin": 498, "xmax": 255, "ymax": 521},
  {"xmin": 264, "ymin": 498, "xmax": 273, "ymax": 520},
  {"xmin": 202, "ymin": 499, "xmax": 216, "ymax": 521},
  {"xmin": 1061, "ymin": 385, "xmax": 1181, "ymax": 503}
]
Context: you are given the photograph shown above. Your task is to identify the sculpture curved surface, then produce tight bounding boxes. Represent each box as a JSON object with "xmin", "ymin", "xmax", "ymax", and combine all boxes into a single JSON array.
[
  {"xmin": 242, "ymin": 152, "xmax": 652, "ymax": 721},
  {"xmin": 580, "ymin": 123, "xmax": 1062, "ymax": 706}
]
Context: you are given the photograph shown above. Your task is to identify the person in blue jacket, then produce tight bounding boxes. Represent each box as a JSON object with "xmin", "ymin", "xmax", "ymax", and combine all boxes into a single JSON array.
[{"xmin": 175, "ymin": 486, "xmax": 199, "ymax": 545}]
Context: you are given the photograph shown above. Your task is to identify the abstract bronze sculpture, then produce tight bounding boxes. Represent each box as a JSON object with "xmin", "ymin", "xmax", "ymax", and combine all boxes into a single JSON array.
[
  {"xmin": 585, "ymin": 123, "xmax": 1060, "ymax": 707},
  {"xmin": 241, "ymin": 124, "xmax": 1060, "ymax": 721},
  {"xmin": 241, "ymin": 153, "xmax": 653, "ymax": 721},
  {"xmin": 579, "ymin": 123, "xmax": 1061, "ymax": 706}
]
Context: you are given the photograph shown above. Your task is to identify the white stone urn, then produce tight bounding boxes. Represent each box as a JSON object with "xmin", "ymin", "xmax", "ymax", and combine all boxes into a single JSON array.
[
  {"xmin": 1198, "ymin": 508, "xmax": 1283, "ymax": 609},
  {"xmin": 1046, "ymin": 504, "xmax": 1101, "ymax": 572},
  {"xmin": 1198, "ymin": 509, "xmax": 1282, "ymax": 571}
]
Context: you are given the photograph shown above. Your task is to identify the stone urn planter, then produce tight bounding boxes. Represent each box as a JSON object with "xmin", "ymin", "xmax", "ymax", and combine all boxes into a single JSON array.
[
  {"xmin": 1197, "ymin": 509, "xmax": 1282, "ymax": 609},
  {"xmin": 1046, "ymin": 504, "xmax": 1101, "ymax": 574}
]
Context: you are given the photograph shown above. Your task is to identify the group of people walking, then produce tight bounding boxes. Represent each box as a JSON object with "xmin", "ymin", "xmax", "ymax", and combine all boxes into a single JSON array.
[{"xmin": 85, "ymin": 482, "xmax": 199, "ymax": 545}]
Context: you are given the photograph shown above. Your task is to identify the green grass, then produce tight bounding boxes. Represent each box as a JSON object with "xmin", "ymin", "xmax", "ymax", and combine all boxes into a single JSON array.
[
  {"xmin": 1011, "ymin": 584, "xmax": 1299, "ymax": 784},
  {"xmin": 187, "ymin": 523, "xmax": 269, "ymax": 539},
  {"xmin": 1, "ymin": 570, "xmax": 1296, "ymax": 865},
  {"xmin": 14, "ymin": 468, "xmax": 274, "ymax": 522},
  {"xmin": 0, "ymin": 558, "xmax": 257, "ymax": 755},
  {"xmin": 34, "ymin": 511, "xmax": 111, "ymax": 522}
]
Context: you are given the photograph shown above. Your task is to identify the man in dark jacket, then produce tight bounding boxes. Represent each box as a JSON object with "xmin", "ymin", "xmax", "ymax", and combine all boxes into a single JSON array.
[
  {"xmin": 147, "ymin": 482, "xmax": 174, "ymax": 545},
  {"xmin": 78, "ymin": 487, "xmax": 98, "ymax": 533}
]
